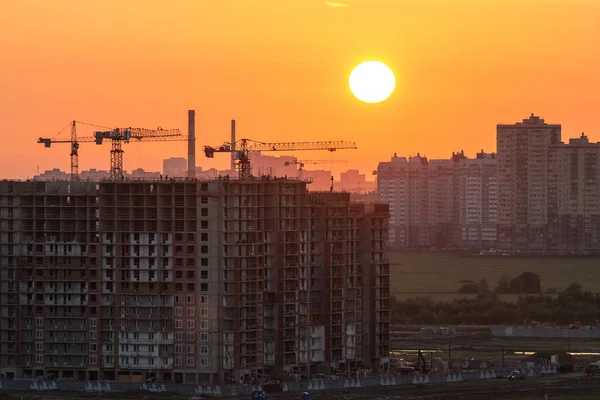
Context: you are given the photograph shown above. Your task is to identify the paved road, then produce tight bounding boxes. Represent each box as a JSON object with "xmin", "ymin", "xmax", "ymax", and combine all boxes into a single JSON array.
[
  {"xmin": 236, "ymin": 373, "xmax": 593, "ymax": 400},
  {"xmin": 0, "ymin": 374, "xmax": 595, "ymax": 400}
]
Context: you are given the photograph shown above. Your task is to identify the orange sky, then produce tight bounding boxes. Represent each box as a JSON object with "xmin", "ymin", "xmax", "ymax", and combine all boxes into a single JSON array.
[{"xmin": 2, "ymin": 0, "xmax": 600, "ymax": 179}]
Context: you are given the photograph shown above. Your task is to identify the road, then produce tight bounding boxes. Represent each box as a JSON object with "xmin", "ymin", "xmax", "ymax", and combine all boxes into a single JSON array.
[
  {"xmin": 232, "ymin": 373, "xmax": 595, "ymax": 400},
  {"xmin": 1, "ymin": 374, "xmax": 596, "ymax": 400}
]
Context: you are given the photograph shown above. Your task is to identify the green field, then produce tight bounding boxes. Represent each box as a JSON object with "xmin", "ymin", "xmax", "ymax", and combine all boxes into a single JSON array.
[{"xmin": 389, "ymin": 252, "xmax": 600, "ymax": 301}]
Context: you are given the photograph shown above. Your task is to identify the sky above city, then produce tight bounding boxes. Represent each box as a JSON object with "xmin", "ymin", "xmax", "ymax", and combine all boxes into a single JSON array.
[{"xmin": 2, "ymin": 0, "xmax": 600, "ymax": 179}]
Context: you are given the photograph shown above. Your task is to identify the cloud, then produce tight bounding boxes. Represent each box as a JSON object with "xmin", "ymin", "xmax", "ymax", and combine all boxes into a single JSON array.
[{"xmin": 325, "ymin": 1, "xmax": 350, "ymax": 8}]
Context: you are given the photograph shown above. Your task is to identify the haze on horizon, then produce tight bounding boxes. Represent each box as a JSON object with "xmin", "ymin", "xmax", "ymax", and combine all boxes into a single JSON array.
[{"xmin": 1, "ymin": 0, "xmax": 600, "ymax": 179}]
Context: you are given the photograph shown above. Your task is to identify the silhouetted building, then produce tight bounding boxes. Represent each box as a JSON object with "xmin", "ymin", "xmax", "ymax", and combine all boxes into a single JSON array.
[
  {"xmin": 248, "ymin": 152, "xmax": 298, "ymax": 177},
  {"xmin": 338, "ymin": 170, "xmax": 375, "ymax": 193},
  {"xmin": 163, "ymin": 158, "xmax": 188, "ymax": 177},
  {"xmin": 548, "ymin": 133, "xmax": 600, "ymax": 254},
  {"xmin": 455, "ymin": 151, "xmax": 498, "ymax": 248},
  {"xmin": 497, "ymin": 114, "xmax": 561, "ymax": 253},
  {"xmin": 377, "ymin": 151, "xmax": 498, "ymax": 249},
  {"xmin": 303, "ymin": 170, "xmax": 332, "ymax": 191}
]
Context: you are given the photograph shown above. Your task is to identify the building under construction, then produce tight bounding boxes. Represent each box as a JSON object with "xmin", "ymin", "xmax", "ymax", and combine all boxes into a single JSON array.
[{"xmin": 0, "ymin": 177, "xmax": 390, "ymax": 385}]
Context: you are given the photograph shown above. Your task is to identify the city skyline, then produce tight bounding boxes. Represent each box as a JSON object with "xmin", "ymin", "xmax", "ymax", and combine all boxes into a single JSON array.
[
  {"xmin": 3, "ymin": 1, "xmax": 600, "ymax": 178},
  {"xmin": 378, "ymin": 113, "xmax": 600, "ymax": 255},
  {"xmin": 16, "ymin": 113, "xmax": 593, "ymax": 183}
]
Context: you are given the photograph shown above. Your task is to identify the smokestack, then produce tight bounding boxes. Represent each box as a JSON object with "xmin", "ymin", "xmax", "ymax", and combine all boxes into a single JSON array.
[
  {"xmin": 187, "ymin": 110, "xmax": 196, "ymax": 178},
  {"xmin": 230, "ymin": 119, "xmax": 236, "ymax": 172}
]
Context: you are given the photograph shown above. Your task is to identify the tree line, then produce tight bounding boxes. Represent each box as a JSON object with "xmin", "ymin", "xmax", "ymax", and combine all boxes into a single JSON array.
[{"xmin": 391, "ymin": 282, "xmax": 599, "ymax": 326}]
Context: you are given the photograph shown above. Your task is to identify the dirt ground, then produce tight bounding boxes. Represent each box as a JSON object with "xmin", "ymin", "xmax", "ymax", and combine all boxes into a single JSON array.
[{"xmin": 2, "ymin": 374, "xmax": 599, "ymax": 400}]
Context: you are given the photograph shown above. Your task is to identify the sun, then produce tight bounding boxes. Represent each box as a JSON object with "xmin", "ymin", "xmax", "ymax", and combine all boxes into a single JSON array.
[{"xmin": 349, "ymin": 61, "xmax": 396, "ymax": 103}]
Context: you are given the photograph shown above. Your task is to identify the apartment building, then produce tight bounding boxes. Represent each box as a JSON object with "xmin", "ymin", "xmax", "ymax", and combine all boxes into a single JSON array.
[
  {"xmin": 427, "ymin": 159, "xmax": 455, "ymax": 247},
  {"xmin": 0, "ymin": 178, "xmax": 389, "ymax": 384},
  {"xmin": 163, "ymin": 158, "xmax": 188, "ymax": 177},
  {"xmin": 455, "ymin": 152, "xmax": 498, "ymax": 248},
  {"xmin": 377, "ymin": 151, "xmax": 498, "ymax": 250},
  {"xmin": 376, "ymin": 154, "xmax": 429, "ymax": 249},
  {"xmin": 548, "ymin": 133, "xmax": 600, "ymax": 254},
  {"xmin": 496, "ymin": 114, "xmax": 562, "ymax": 253}
]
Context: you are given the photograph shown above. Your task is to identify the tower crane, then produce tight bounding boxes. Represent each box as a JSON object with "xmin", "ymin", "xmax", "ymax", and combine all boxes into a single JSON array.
[
  {"xmin": 284, "ymin": 159, "xmax": 348, "ymax": 182},
  {"xmin": 38, "ymin": 120, "xmax": 113, "ymax": 181},
  {"xmin": 92, "ymin": 127, "xmax": 182, "ymax": 180},
  {"xmin": 204, "ymin": 136, "xmax": 357, "ymax": 179},
  {"xmin": 38, "ymin": 121, "xmax": 184, "ymax": 180},
  {"xmin": 284, "ymin": 159, "xmax": 348, "ymax": 170}
]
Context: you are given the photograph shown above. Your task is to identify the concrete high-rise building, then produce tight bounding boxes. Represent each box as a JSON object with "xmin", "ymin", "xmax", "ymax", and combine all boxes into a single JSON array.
[
  {"xmin": 548, "ymin": 133, "xmax": 600, "ymax": 254},
  {"xmin": 248, "ymin": 152, "xmax": 298, "ymax": 178},
  {"xmin": 302, "ymin": 170, "xmax": 332, "ymax": 192},
  {"xmin": 34, "ymin": 169, "xmax": 68, "ymax": 181},
  {"xmin": 496, "ymin": 114, "xmax": 561, "ymax": 253},
  {"xmin": 0, "ymin": 179, "xmax": 389, "ymax": 383},
  {"xmin": 455, "ymin": 151, "xmax": 498, "ymax": 248},
  {"xmin": 427, "ymin": 159, "xmax": 455, "ymax": 248},
  {"xmin": 376, "ymin": 154, "xmax": 429, "ymax": 248},
  {"xmin": 163, "ymin": 158, "xmax": 188, "ymax": 177},
  {"xmin": 377, "ymin": 151, "xmax": 498, "ymax": 250}
]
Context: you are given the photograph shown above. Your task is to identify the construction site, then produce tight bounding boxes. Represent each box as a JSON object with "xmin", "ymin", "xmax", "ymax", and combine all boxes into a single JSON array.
[{"xmin": 0, "ymin": 110, "xmax": 390, "ymax": 386}]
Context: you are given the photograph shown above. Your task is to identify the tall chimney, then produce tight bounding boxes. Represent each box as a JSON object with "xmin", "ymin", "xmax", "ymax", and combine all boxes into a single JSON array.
[
  {"xmin": 187, "ymin": 110, "xmax": 196, "ymax": 178},
  {"xmin": 230, "ymin": 119, "xmax": 236, "ymax": 172}
]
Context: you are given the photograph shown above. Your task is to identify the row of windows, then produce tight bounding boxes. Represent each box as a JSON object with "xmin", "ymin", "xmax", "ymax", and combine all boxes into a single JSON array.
[
  {"xmin": 175, "ymin": 357, "xmax": 209, "ymax": 367},
  {"xmin": 112, "ymin": 356, "xmax": 210, "ymax": 367},
  {"xmin": 175, "ymin": 307, "xmax": 208, "ymax": 317},
  {"xmin": 174, "ymin": 344, "xmax": 209, "ymax": 354},
  {"xmin": 173, "ymin": 270, "xmax": 210, "ymax": 279},
  {"xmin": 175, "ymin": 320, "xmax": 209, "ymax": 329},
  {"xmin": 34, "ymin": 355, "xmax": 99, "ymax": 364},
  {"xmin": 174, "ymin": 294, "xmax": 208, "ymax": 304}
]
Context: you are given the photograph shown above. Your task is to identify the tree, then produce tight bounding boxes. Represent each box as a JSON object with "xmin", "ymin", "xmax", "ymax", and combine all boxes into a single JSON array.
[
  {"xmin": 517, "ymin": 272, "xmax": 542, "ymax": 294},
  {"xmin": 457, "ymin": 283, "xmax": 479, "ymax": 294},
  {"xmin": 494, "ymin": 272, "xmax": 541, "ymax": 294},
  {"xmin": 479, "ymin": 279, "xmax": 490, "ymax": 293},
  {"xmin": 495, "ymin": 275, "xmax": 512, "ymax": 294}
]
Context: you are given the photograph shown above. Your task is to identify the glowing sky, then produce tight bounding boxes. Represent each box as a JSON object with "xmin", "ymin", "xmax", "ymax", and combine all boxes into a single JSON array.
[{"xmin": 2, "ymin": 0, "xmax": 600, "ymax": 178}]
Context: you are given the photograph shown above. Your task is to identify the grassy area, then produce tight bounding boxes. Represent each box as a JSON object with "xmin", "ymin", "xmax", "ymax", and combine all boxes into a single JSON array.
[{"xmin": 390, "ymin": 252, "xmax": 600, "ymax": 301}]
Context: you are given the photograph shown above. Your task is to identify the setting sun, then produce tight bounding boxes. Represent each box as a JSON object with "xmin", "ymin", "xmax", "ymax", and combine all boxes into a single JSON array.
[{"xmin": 349, "ymin": 61, "xmax": 396, "ymax": 104}]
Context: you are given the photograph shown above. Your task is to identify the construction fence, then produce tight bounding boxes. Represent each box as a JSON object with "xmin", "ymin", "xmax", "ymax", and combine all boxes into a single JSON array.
[
  {"xmin": 491, "ymin": 325, "xmax": 600, "ymax": 339},
  {"xmin": 0, "ymin": 367, "xmax": 553, "ymax": 396}
]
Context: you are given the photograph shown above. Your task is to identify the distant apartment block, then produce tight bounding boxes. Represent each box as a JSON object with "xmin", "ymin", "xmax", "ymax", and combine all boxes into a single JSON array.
[
  {"xmin": 377, "ymin": 152, "xmax": 497, "ymax": 249},
  {"xmin": 248, "ymin": 152, "xmax": 298, "ymax": 177},
  {"xmin": 427, "ymin": 159, "xmax": 456, "ymax": 247},
  {"xmin": 0, "ymin": 179, "xmax": 389, "ymax": 383},
  {"xmin": 163, "ymin": 158, "xmax": 188, "ymax": 177},
  {"xmin": 338, "ymin": 170, "xmax": 376, "ymax": 193},
  {"xmin": 377, "ymin": 154, "xmax": 426, "ymax": 248},
  {"xmin": 35, "ymin": 169, "xmax": 69, "ymax": 181},
  {"xmin": 302, "ymin": 170, "xmax": 332, "ymax": 192},
  {"xmin": 548, "ymin": 133, "xmax": 600, "ymax": 254},
  {"xmin": 79, "ymin": 169, "xmax": 110, "ymax": 181},
  {"xmin": 496, "ymin": 114, "xmax": 561, "ymax": 253},
  {"xmin": 455, "ymin": 152, "xmax": 498, "ymax": 248}
]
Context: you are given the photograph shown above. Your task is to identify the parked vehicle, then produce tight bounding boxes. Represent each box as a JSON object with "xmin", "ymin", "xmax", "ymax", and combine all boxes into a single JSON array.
[
  {"xmin": 585, "ymin": 364, "xmax": 600, "ymax": 376},
  {"xmin": 508, "ymin": 370, "xmax": 526, "ymax": 380}
]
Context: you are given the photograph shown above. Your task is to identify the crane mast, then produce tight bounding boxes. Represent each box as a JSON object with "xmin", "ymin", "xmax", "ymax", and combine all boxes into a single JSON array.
[{"xmin": 70, "ymin": 121, "xmax": 79, "ymax": 181}]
